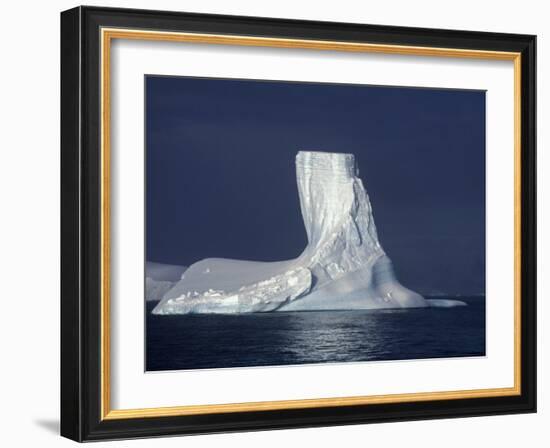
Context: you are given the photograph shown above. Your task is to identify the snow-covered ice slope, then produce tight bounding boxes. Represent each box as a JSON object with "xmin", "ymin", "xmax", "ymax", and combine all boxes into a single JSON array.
[{"xmin": 153, "ymin": 151, "xmax": 462, "ymax": 314}]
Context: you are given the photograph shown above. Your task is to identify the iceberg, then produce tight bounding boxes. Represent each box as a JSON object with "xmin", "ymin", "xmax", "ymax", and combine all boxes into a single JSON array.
[{"xmin": 153, "ymin": 151, "xmax": 463, "ymax": 314}]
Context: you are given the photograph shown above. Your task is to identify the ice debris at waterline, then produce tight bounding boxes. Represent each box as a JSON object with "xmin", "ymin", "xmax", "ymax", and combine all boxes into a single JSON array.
[{"xmin": 152, "ymin": 151, "xmax": 466, "ymax": 314}]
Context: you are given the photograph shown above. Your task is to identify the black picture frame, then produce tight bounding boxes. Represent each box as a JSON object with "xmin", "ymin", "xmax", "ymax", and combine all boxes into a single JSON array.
[{"xmin": 61, "ymin": 5, "xmax": 536, "ymax": 442}]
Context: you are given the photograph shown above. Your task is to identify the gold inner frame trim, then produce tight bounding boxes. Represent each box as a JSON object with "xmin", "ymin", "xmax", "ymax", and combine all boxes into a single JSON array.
[{"xmin": 100, "ymin": 27, "xmax": 522, "ymax": 421}]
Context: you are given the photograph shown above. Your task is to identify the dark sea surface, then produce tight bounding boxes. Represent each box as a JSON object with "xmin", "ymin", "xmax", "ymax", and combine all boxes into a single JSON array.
[{"xmin": 146, "ymin": 296, "xmax": 485, "ymax": 371}]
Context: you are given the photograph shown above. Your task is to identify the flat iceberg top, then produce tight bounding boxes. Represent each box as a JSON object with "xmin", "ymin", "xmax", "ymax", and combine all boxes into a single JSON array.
[
  {"xmin": 296, "ymin": 150, "xmax": 355, "ymax": 161},
  {"xmin": 296, "ymin": 151, "xmax": 357, "ymax": 178}
]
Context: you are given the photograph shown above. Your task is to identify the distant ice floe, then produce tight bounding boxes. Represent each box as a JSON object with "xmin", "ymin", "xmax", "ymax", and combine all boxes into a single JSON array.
[
  {"xmin": 425, "ymin": 299, "xmax": 467, "ymax": 307},
  {"xmin": 153, "ymin": 151, "xmax": 464, "ymax": 314},
  {"xmin": 145, "ymin": 262, "xmax": 186, "ymax": 302}
]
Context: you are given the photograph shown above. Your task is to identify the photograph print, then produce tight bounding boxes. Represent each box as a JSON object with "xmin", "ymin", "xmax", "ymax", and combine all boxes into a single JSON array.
[{"xmin": 145, "ymin": 75, "xmax": 486, "ymax": 371}]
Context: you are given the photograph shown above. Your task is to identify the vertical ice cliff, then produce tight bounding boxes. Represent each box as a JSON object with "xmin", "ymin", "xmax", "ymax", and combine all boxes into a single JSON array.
[{"xmin": 153, "ymin": 151, "xmax": 428, "ymax": 314}]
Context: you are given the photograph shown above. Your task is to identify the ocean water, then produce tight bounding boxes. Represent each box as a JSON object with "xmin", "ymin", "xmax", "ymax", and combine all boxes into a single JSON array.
[{"xmin": 146, "ymin": 296, "xmax": 485, "ymax": 371}]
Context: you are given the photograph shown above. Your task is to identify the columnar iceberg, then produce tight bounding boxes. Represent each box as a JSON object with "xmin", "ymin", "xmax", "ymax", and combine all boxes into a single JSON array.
[{"xmin": 153, "ymin": 151, "xmax": 458, "ymax": 314}]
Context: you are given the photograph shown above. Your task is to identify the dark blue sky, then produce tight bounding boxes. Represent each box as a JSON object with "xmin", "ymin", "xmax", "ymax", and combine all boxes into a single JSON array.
[{"xmin": 146, "ymin": 76, "xmax": 485, "ymax": 295}]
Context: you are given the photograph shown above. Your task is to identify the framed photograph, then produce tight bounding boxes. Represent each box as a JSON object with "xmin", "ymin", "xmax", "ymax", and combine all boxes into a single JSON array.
[{"xmin": 60, "ymin": 6, "xmax": 536, "ymax": 441}]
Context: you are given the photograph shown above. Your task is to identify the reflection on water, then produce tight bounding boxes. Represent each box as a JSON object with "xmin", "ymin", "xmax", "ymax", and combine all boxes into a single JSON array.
[{"xmin": 146, "ymin": 297, "xmax": 485, "ymax": 371}]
